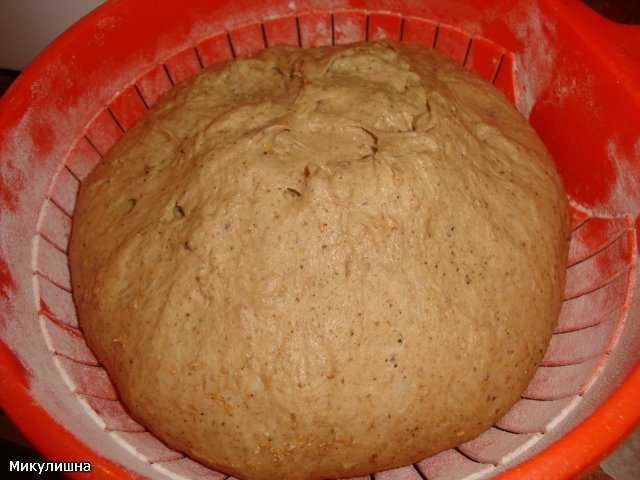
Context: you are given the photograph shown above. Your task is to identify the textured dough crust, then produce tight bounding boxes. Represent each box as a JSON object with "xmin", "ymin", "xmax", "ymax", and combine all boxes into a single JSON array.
[{"xmin": 70, "ymin": 41, "xmax": 569, "ymax": 480}]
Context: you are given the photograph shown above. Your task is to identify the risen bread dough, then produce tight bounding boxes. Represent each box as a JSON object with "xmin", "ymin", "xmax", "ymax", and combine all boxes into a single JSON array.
[{"xmin": 70, "ymin": 41, "xmax": 569, "ymax": 479}]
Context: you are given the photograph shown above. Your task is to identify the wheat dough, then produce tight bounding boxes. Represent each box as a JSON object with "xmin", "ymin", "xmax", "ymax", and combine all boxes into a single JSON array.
[{"xmin": 70, "ymin": 41, "xmax": 570, "ymax": 480}]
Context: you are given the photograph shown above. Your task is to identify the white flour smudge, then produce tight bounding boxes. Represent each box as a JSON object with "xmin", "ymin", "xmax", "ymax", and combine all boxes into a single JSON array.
[
  {"xmin": 510, "ymin": 4, "xmax": 557, "ymax": 118},
  {"xmin": 595, "ymin": 137, "xmax": 640, "ymax": 217}
]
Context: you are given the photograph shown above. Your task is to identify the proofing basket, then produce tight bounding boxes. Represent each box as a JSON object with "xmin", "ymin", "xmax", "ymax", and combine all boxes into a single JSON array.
[{"xmin": 1, "ymin": 0, "xmax": 639, "ymax": 479}]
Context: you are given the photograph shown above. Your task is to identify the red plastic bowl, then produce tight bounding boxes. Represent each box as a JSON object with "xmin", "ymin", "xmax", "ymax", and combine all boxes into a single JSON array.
[{"xmin": 1, "ymin": 0, "xmax": 639, "ymax": 479}]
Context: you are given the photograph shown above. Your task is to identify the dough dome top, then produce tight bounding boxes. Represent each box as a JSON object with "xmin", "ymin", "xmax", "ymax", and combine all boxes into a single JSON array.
[{"xmin": 70, "ymin": 41, "xmax": 569, "ymax": 480}]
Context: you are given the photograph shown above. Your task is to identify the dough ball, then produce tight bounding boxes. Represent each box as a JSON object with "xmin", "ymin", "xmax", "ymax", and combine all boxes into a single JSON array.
[{"xmin": 70, "ymin": 41, "xmax": 569, "ymax": 480}]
